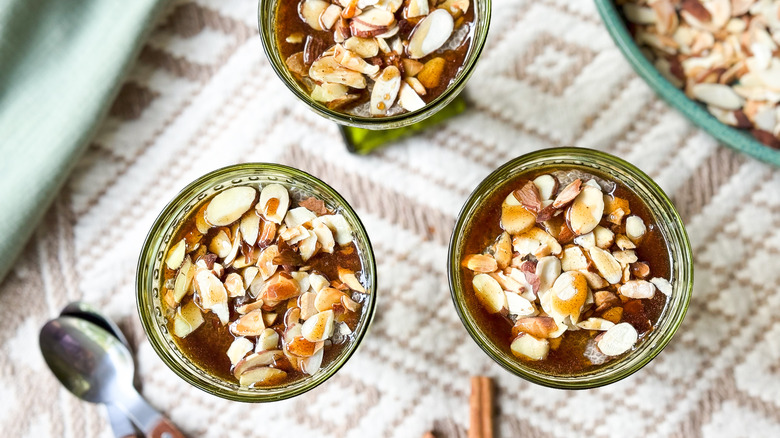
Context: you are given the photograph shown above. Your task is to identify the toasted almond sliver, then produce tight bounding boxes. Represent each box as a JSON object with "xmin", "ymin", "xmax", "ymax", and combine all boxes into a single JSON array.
[
  {"xmin": 301, "ymin": 310, "xmax": 335, "ymax": 342},
  {"xmin": 552, "ymin": 179, "xmax": 582, "ymax": 208},
  {"xmin": 510, "ymin": 333, "xmax": 549, "ymax": 360},
  {"xmin": 398, "ymin": 82, "xmax": 426, "ymax": 111},
  {"xmin": 301, "ymin": 347, "xmax": 324, "ymax": 375},
  {"xmin": 472, "ymin": 273, "xmax": 506, "ymax": 314},
  {"xmin": 577, "ymin": 318, "xmax": 615, "ymax": 331},
  {"xmin": 593, "ymin": 226, "xmax": 615, "ymax": 249},
  {"xmin": 650, "ymin": 277, "xmax": 673, "ymax": 296},
  {"xmin": 257, "ymin": 184, "xmax": 290, "ymax": 225},
  {"xmin": 501, "ymin": 193, "xmax": 536, "ymax": 235},
  {"xmin": 550, "ymin": 271, "xmax": 588, "ymax": 321},
  {"xmin": 463, "ymin": 254, "xmax": 498, "ymax": 273},
  {"xmin": 406, "ymin": 0, "xmax": 429, "ymax": 17},
  {"xmin": 227, "ymin": 337, "xmax": 254, "ymax": 366},
  {"xmin": 371, "ymin": 66, "xmax": 402, "ymax": 115},
  {"xmin": 209, "ymin": 229, "xmax": 232, "ymax": 259},
  {"xmin": 338, "ymin": 267, "xmax": 366, "ymax": 293},
  {"xmin": 505, "ymin": 292, "xmax": 536, "ymax": 316},
  {"xmin": 567, "ymin": 185, "xmax": 604, "ymax": 236},
  {"xmin": 625, "ymin": 215, "xmax": 647, "ymax": 242},
  {"xmin": 354, "ymin": 6, "xmax": 396, "ymax": 27},
  {"xmin": 173, "ymin": 256, "xmax": 194, "ymax": 303},
  {"xmin": 588, "ymin": 247, "xmax": 623, "ymax": 285},
  {"xmin": 172, "ymin": 301, "xmax": 204, "ymax": 338},
  {"xmin": 299, "ymin": 232, "xmax": 319, "ymax": 262},
  {"xmin": 231, "ymin": 309, "xmax": 266, "ymax": 337},
  {"xmin": 315, "ymin": 214, "xmax": 353, "ymax": 246},
  {"xmin": 615, "ymin": 234, "xmax": 636, "ymax": 250},
  {"xmin": 239, "ymin": 367, "xmax": 288, "ymax": 387},
  {"xmin": 536, "ymin": 256, "xmax": 561, "ymax": 294},
  {"xmin": 223, "ymin": 229, "xmax": 242, "ymax": 266},
  {"xmin": 512, "ymin": 316, "xmax": 557, "ymax": 338},
  {"xmin": 493, "ymin": 232, "xmax": 512, "ymax": 270},
  {"xmin": 597, "ymin": 323, "xmax": 638, "ymax": 356},
  {"xmin": 561, "ymin": 246, "xmax": 589, "ymax": 272},
  {"xmin": 319, "ymin": 4, "xmax": 342, "ymax": 30},
  {"xmin": 314, "ymin": 287, "xmax": 346, "ymax": 312},
  {"xmin": 206, "ymin": 187, "xmax": 257, "ymax": 227},
  {"xmin": 240, "ymin": 211, "xmax": 261, "ymax": 246},
  {"xmin": 300, "ymin": 0, "xmax": 330, "ymax": 31},
  {"xmin": 613, "ymin": 250, "xmax": 638, "ymax": 267},
  {"xmin": 257, "ymin": 328, "xmax": 280, "ymax": 352},
  {"xmin": 234, "ymin": 350, "xmax": 284, "ymax": 377},
  {"xmin": 195, "ymin": 269, "xmax": 229, "ymax": 324},
  {"xmin": 407, "ymin": 9, "xmax": 454, "ymax": 59},
  {"xmin": 619, "ymin": 280, "xmax": 656, "ymax": 299},
  {"xmin": 533, "ymin": 175, "xmax": 558, "ymax": 201},
  {"xmin": 166, "ymin": 239, "xmax": 186, "ymax": 270},
  {"xmin": 224, "ymin": 272, "xmax": 245, "ymax": 298}
]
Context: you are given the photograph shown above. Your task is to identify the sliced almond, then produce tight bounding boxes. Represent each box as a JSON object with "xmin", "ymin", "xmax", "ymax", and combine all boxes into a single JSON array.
[
  {"xmin": 172, "ymin": 301, "xmax": 204, "ymax": 338},
  {"xmin": 223, "ymin": 229, "xmax": 242, "ymax": 266},
  {"xmin": 206, "ymin": 187, "xmax": 256, "ymax": 227},
  {"xmin": 350, "ymin": 19, "xmax": 390, "ymax": 38},
  {"xmin": 299, "ymin": 232, "xmax": 319, "ymax": 262},
  {"xmin": 650, "ymin": 277, "xmax": 673, "ymax": 296},
  {"xmin": 231, "ymin": 309, "xmax": 266, "ymax": 337},
  {"xmin": 300, "ymin": 0, "xmax": 330, "ymax": 31},
  {"xmin": 195, "ymin": 269, "xmax": 229, "ymax": 324},
  {"xmin": 594, "ymin": 290, "xmax": 621, "ymax": 312},
  {"xmin": 438, "ymin": 0, "xmax": 470, "ymax": 17},
  {"xmin": 615, "ymin": 234, "xmax": 636, "ymax": 250},
  {"xmin": 320, "ymin": 4, "xmax": 343, "ymax": 30},
  {"xmin": 338, "ymin": 267, "xmax": 366, "ymax": 293},
  {"xmin": 258, "ymin": 184, "xmax": 290, "ymax": 225},
  {"xmin": 309, "ymin": 56, "xmax": 368, "ymax": 89},
  {"xmin": 240, "ymin": 211, "xmax": 261, "ymax": 246},
  {"xmin": 613, "ymin": 250, "xmax": 639, "ymax": 267},
  {"xmin": 619, "ymin": 280, "xmax": 657, "ymax": 299},
  {"xmin": 501, "ymin": 193, "xmax": 537, "ymax": 235},
  {"xmin": 463, "ymin": 254, "xmax": 498, "ymax": 273},
  {"xmin": 405, "ymin": 77, "xmax": 427, "ymax": 95},
  {"xmin": 472, "ymin": 273, "xmax": 506, "ymax": 314},
  {"xmin": 505, "ymin": 292, "xmax": 536, "ymax": 316},
  {"xmin": 550, "ymin": 271, "xmax": 589, "ymax": 321},
  {"xmin": 227, "ymin": 337, "xmax": 254, "ymax": 366},
  {"xmin": 286, "ymin": 334, "xmax": 318, "ymax": 357},
  {"xmin": 573, "ymin": 232, "xmax": 596, "ymax": 249},
  {"xmin": 166, "ymin": 239, "xmax": 186, "ymax": 270},
  {"xmin": 597, "ymin": 322, "xmax": 638, "ymax": 356},
  {"xmin": 623, "ymin": 3, "xmax": 657, "ymax": 24},
  {"xmin": 552, "ymin": 179, "xmax": 582, "ymax": 208},
  {"xmin": 604, "ymin": 196, "xmax": 630, "ymax": 225},
  {"xmin": 370, "ymin": 66, "xmax": 403, "ymax": 115},
  {"xmin": 208, "ymin": 229, "xmax": 231, "ymax": 259},
  {"xmin": 513, "ymin": 227, "xmax": 562, "ymax": 257},
  {"xmin": 513, "ymin": 180, "xmax": 542, "ymax": 212},
  {"xmin": 224, "ymin": 272, "xmax": 245, "ymax": 298},
  {"xmin": 533, "ymin": 175, "xmax": 558, "ymax": 201},
  {"xmin": 195, "ymin": 205, "xmax": 212, "ymax": 234},
  {"xmin": 315, "ymin": 214, "xmax": 353, "ymax": 246},
  {"xmin": 312, "ymin": 82, "xmax": 350, "ymax": 103},
  {"xmin": 493, "ymin": 232, "xmax": 512, "ymax": 270},
  {"xmin": 512, "ymin": 316, "xmax": 558, "ymax": 339},
  {"xmin": 510, "ymin": 333, "xmax": 550, "ymax": 361},
  {"xmin": 536, "ymin": 256, "xmax": 562, "ymax": 294},
  {"xmin": 233, "ymin": 350, "xmax": 284, "ymax": 377},
  {"xmin": 577, "ymin": 317, "xmax": 616, "ymax": 331},
  {"xmin": 256, "ymin": 244, "xmax": 279, "ymax": 282},
  {"xmin": 284, "ymin": 207, "xmax": 317, "ymax": 229},
  {"xmin": 344, "ymin": 36, "xmax": 380, "ymax": 58},
  {"xmin": 239, "ymin": 367, "xmax": 287, "ymax": 387},
  {"xmin": 406, "ymin": 0, "xmax": 429, "ymax": 18},
  {"xmin": 567, "ymin": 184, "xmax": 604, "ymax": 236},
  {"xmin": 692, "ymin": 83, "xmax": 744, "ymax": 109},
  {"xmin": 258, "ymin": 272, "xmax": 301, "ymax": 307},
  {"xmin": 593, "ymin": 226, "xmax": 615, "ymax": 249},
  {"xmin": 625, "ymin": 215, "xmax": 647, "ymax": 242},
  {"xmin": 354, "ymin": 7, "xmax": 396, "ymax": 27},
  {"xmin": 301, "ymin": 310, "xmax": 336, "ymax": 342},
  {"xmin": 236, "ymin": 299, "xmax": 264, "ymax": 315},
  {"xmin": 588, "ymin": 247, "xmax": 623, "ymax": 285},
  {"xmin": 561, "ymin": 246, "xmax": 589, "ymax": 272},
  {"xmin": 407, "ymin": 9, "xmax": 454, "ymax": 59},
  {"xmin": 257, "ymin": 328, "xmax": 280, "ymax": 352},
  {"xmin": 314, "ymin": 287, "xmax": 346, "ymax": 312},
  {"xmin": 581, "ymin": 269, "xmax": 609, "ymax": 291},
  {"xmin": 309, "ymin": 273, "xmax": 330, "ymax": 293},
  {"xmin": 333, "ymin": 44, "xmax": 381, "ymax": 75},
  {"xmin": 173, "ymin": 256, "xmax": 195, "ymax": 303},
  {"xmin": 301, "ymin": 347, "xmax": 324, "ymax": 375},
  {"xmin": 398, "ymin": 82, "xmax": 426, "ymax": 111}
]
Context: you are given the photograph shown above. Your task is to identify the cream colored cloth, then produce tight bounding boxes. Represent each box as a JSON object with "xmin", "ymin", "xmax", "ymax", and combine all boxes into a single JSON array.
[{"xmin": 2, "ymin": 0, "xmax": 780, "ymax": 437}]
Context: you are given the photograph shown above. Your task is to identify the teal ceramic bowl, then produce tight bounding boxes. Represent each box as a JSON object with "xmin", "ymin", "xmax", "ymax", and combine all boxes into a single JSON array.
[{"xmin": 595, "ymin": 0, "xmax": 780, "ymax": 167}]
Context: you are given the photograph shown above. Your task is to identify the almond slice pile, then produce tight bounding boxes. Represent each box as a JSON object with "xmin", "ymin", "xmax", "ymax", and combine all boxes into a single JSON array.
[
  {"xmin": 283, "ymin": 0, "xmax": 473, "ymax": 116},
  {"xmin": 622, "ymin": 0, "xmax": 780, "ymax": 148},
  {"xmin": 162, "ymin": 184, "xmax": 368, "ymax": 387},
  {"xmin": 462, "ymin": 172, "xmax": 674, "ymax": 363}
]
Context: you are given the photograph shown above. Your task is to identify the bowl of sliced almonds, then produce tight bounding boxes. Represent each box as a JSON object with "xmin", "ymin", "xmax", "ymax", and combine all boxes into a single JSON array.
[
  {"xmin": 258, "ymin": 0, "xmax": 491, "ymax": 129},
  {"xmin": 137, "ymin": 164, "xmax": 376, "ymax": 401},
  {"xmin": 448, "ymin": 148, "xmax": 693, "ymax": 389},
  {"xmin": 596, "ymin": 0, "xmax": 780, "ymax": 166}
]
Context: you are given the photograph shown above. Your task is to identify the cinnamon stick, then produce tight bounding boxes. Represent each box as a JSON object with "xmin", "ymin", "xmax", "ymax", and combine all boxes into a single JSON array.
[{"xmin": 468, "ymin": 376, "xmax": 493, "ymax": 438}]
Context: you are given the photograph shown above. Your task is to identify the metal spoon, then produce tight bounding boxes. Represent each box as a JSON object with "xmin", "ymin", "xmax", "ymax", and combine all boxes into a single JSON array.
[
  {"xmin": 59, "ymin": 303, "xmax": 138, "ymax": 438},
  {"xmin": 40, "ymin": 316, "xmax": 185, "ymax": 438}
]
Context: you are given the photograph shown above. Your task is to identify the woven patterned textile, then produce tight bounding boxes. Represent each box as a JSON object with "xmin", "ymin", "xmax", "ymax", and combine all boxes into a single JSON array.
[{"xmin": 3, "ymin": 0, "xmax": 780, "ymax": 437}]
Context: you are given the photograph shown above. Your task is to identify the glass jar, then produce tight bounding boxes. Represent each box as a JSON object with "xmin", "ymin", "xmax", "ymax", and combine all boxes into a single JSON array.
[
  {"xmin": 257, "ymin": 0, "xmax": 492, "ymax": 130},
  {"xmin": 136, "ymin": 164, "xmax": 377, "ymax": 402},
  {"xmin": 447, "ymin": 148, "xmax": 693, "ymax": 389}
]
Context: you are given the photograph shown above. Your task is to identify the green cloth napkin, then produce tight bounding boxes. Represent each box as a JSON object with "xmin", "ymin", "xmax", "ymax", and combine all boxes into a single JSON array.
[{"xmin": 0, "ymin": 0, "xmax": 165, "ymax": 283}]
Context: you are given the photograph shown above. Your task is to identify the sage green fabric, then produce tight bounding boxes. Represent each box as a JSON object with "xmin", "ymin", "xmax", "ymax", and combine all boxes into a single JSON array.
[{"xmin": 0, "ymin": 0, "xmax": 166, "ymax": 283}]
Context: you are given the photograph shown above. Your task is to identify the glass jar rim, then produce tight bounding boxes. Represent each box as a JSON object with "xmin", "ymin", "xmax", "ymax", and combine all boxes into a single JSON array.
[
  {"xmin": 447, "ymin": 147, "xmax": 694, "ymax": 389},
  {"xmin": 136, "ymin": 163, "xmax": 378, "ymax": 402},
  {"xmin": 257, "ymin": 0, "xmax": 493, "ymax": 129}
]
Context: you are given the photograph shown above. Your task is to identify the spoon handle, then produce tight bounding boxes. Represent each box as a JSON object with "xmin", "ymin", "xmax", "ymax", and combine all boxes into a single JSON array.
[{"xmin": 115, "ymin": 390, "xmax": 186, "ymax": 438}]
